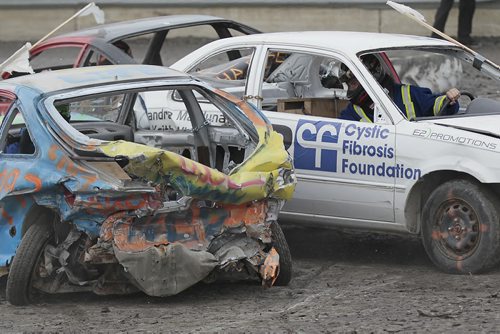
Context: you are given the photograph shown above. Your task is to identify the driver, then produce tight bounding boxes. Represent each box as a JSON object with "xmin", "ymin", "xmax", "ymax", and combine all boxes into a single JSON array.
[{"xmin": 339, "ymin": 54, "xmax": 460, "ymax": 122}]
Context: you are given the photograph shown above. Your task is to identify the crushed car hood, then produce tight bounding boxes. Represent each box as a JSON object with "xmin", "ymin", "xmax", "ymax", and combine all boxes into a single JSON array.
[
  {"xmin": 425, "ymin": 115, "xmax": 500, "ymax": 139},
  {"xmin": 98, "ymin": 87, "xmax": 295, "ymax": 204},
  {"xmin": 98, "ymin": 128, "xmax": 295, "ymax": 205}
]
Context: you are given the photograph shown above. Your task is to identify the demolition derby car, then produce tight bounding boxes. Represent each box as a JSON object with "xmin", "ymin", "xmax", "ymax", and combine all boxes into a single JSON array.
[
  {"xmin": 170, "ymin": 31, "xmax": 500, "ymax": 274},
  {"xmin": 0, "ymin": 65, "xmax": 295, "ymax": 305},
  {"xmin": 24, "ymin": 15, "xmax": 260, "ymax": 73}
]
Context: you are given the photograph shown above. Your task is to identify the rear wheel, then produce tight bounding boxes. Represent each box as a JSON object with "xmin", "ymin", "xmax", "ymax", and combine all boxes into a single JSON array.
[
  {"xmin": 270, "ymin": 221, "xmax": 292, "ymax": 285},
  {"xmin": 6, "ymin": 220, "xmax": 53, "ymax": 305},
  {"xmin": 421, "ymin": 179, "xmax": 500, "ymax": 274}
]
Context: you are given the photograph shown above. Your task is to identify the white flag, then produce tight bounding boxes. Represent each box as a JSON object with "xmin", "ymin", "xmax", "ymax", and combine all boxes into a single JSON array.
[
  {"xmin": 79, "ymin": 2, "xmax": 105, "ymax": 25},
  {"xmin": 386, "ymin": 1, "xmax": 426, "ymax": 22},
  {"xmin": 0, "ymin": 43, "xmax": 34, "ymax": 77}
]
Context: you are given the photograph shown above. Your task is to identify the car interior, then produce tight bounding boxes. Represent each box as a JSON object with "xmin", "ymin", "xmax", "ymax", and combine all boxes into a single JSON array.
[
  {"xmin": 193, "ymin": 49, "xmax": 353, "ymax": 118},
  {"xmin": 1, "ymin": 109, "xmax": 35, "ymax": 155},
  {"xmin": 191, "ymin": 47, "xmax": 499, "ymax": 121},
  {"xmin": 50, "ymin": 85, "xmax": 255, "ymax": 174}
]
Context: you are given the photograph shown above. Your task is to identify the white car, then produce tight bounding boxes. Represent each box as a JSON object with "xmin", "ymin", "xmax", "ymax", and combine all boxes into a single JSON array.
[{"xmin": 168, "ymin": 31, "xmax": 500, "ymax": 275}]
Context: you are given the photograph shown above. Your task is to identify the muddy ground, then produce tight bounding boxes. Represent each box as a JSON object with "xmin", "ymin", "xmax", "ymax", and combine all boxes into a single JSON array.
[
  {"xmin": 1, "ymin": 38, "xmax": 500, "ymax": 333},
  {"xmin": 2, "ymin": 229, "xmax": 500, "ymax": 333}
]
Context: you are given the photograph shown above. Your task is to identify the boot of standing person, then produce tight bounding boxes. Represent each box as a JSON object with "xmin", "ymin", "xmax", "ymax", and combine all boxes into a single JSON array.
[{"xmin": 431, "ymin": 0, "xmax": 478, "ymax": 47}]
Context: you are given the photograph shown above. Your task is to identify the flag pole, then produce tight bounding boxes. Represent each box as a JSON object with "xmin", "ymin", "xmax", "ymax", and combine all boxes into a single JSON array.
[
  {"xmin": 31, "ymin": 2, "xmax": 94, "ymax": 49},
  {"xmin": 386, "ymin": 1, "xmax": 500, "ymax": 71}
]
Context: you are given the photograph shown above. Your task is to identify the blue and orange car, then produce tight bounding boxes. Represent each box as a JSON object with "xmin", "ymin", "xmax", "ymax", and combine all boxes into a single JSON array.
[{"xmin": 0, "ymin": 64, "xmax": 295, "ymax": 305}]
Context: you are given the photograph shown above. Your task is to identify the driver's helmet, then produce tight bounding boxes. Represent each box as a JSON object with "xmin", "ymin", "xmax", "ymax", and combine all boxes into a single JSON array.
[
  {"xmin": 362, "ymin": 54, "xmax": 385, "ymax": 82},
  {"xmin": 339, "ymin": 54, "xmax": 385, "ymax": 105}
]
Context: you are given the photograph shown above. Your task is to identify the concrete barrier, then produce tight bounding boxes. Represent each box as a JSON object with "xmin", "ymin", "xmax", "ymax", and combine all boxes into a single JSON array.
[{"xmin": 0, "ymin": 1, "xmax": 498, "ymax": 42}]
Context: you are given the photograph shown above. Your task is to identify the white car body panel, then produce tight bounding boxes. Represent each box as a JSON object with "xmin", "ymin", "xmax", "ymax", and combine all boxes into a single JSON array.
[
  {"xmin": 427, "ymin": 115, "xmax": 500, "ymax": 138},
  {"xmin": 171, "ymin": 31, "xmax": 500, "ymax": 236}
]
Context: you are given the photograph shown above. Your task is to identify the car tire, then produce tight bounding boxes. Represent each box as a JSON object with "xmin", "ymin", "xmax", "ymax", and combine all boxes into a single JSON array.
[
  {"xmin": 421, "ymin": 179, "xmax": 500, "ymax": 274},
  {"xmin": 270, "ymin": 221, "xmax": 292, "ymax": 285},
  {"xmin": 6, "ymin": 220, "xmax": 53, "ymax": 306}
]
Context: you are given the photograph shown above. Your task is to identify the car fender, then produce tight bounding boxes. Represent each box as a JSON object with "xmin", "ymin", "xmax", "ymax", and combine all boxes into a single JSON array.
[
  {"xmin": 0, "ymin": 195, "xmax": 38, "ymax": 270},
  {"xmin": 397, "ymin": 153, "xmax": 500, "ymax": 234},
  {"xmin": 419, "ymin": 153, "xmax": 499, "ymax": 183}
]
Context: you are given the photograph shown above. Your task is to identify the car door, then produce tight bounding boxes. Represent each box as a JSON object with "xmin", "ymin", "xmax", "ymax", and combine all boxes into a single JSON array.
[{"xmin": 244, "ymin": 47, "xmax": 397, "ymax": 226}]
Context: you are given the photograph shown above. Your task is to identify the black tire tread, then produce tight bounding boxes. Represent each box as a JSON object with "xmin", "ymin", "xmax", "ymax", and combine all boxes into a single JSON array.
[
  {"xmin": 270, "ymin": 221, "xmax": 292, "ymax": 286},
  {"xmin": 6, "ymin": 219, "xmax": 52, "ymax": 305}
]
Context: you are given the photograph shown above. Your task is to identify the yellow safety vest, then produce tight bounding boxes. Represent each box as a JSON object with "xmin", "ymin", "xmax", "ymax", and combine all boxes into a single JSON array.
[
  {"xmin": 355, "ymin": 85, "xmax": 447, "ymax": 122},
  {"xmin": 353, "ymin": 104, "xmax": 372, "ymax": 123},
  {"xmin": 400, "ymin": 85, "xmax": 416, "ymax": 121},
  {"xmin": 401, "ymin": 85, "xmax": 448, "ymax": 118},
  {"xmin": 433, "ymin": 95, "xmax": 447, "ymax": 115}
]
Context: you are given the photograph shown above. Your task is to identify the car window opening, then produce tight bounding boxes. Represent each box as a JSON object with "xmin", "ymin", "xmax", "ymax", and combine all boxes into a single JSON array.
[
  {"xmin": 53, "ymin": 85, "xmax": 257, "ymax": 176},
  {"xmin": 1, "ymin": 109, "xmax": 35, "ymax": 155}
]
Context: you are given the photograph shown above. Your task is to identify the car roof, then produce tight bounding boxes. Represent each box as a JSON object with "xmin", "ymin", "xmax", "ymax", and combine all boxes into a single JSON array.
[
  {"xmin": 203, "ymin": 31, "xmax": 455, "ymax": 55},
  {"xmin": 54, "ymin": 15, "xmax": 259, "ymax": 42},
  {"xmin": 2, "ymin": 65, "xmax": 190, "ymax": 94}
]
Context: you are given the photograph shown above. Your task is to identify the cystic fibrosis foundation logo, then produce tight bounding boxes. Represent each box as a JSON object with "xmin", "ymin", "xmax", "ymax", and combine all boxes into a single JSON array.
[
  {"xmin": 293, "ymin": 119, "xmax": 422, "ymax": 180},
  {"xmin": 293, "ymin": 119, "xmax": 341, "ymax": 172}
]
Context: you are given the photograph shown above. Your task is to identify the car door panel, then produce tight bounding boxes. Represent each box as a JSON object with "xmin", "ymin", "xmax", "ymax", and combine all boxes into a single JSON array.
[
  {"xmin": 242, "ymin": 46, "xmax": 397, "ymax": 224},
  {"xmin": 270, "ymin": 114, "xmax": 396, "ymax": 223}
]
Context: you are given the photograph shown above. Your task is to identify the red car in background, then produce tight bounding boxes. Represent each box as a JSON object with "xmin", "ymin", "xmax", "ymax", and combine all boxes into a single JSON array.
[
  {"xmin": 0, "ymin": 91, "xmax": 15, "ymax": 116},
  {"xmin": 1, "ymin": 15, "xmax": 261, "ymax": 130},
  {"xmin": 28, "ymin": 15, "xmax": 261, "ymax": 73}
]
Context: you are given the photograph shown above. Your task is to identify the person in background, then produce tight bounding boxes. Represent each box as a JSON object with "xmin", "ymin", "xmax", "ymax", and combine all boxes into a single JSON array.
[
  {"xmin": 431, "ymin": 0, "xmax": 477, "ymax": 47},
  {"xmin": 339, "ymin": 54, "xmax": 460, "ymax": 123}
]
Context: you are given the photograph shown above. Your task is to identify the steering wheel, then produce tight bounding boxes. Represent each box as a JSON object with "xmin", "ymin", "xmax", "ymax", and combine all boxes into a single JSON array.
[{"xmin": 436, "ymin": 90, "xmax": 475, "ymax": 116}]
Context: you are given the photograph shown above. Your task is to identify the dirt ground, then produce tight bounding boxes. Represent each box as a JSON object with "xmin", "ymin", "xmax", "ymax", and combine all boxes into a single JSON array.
[
  {"xmin": 1, "ymin": 38, "xmax": 500, "ymax": 333},
  {"xmin": 2, "ymin": 229, "xmax": 500, "ymax": 333}
]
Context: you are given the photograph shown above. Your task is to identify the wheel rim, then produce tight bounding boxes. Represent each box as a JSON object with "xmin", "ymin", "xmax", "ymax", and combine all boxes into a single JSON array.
[{"xmin": 433, "ymin": 199, "xmax": 480, "ymax": 259}]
